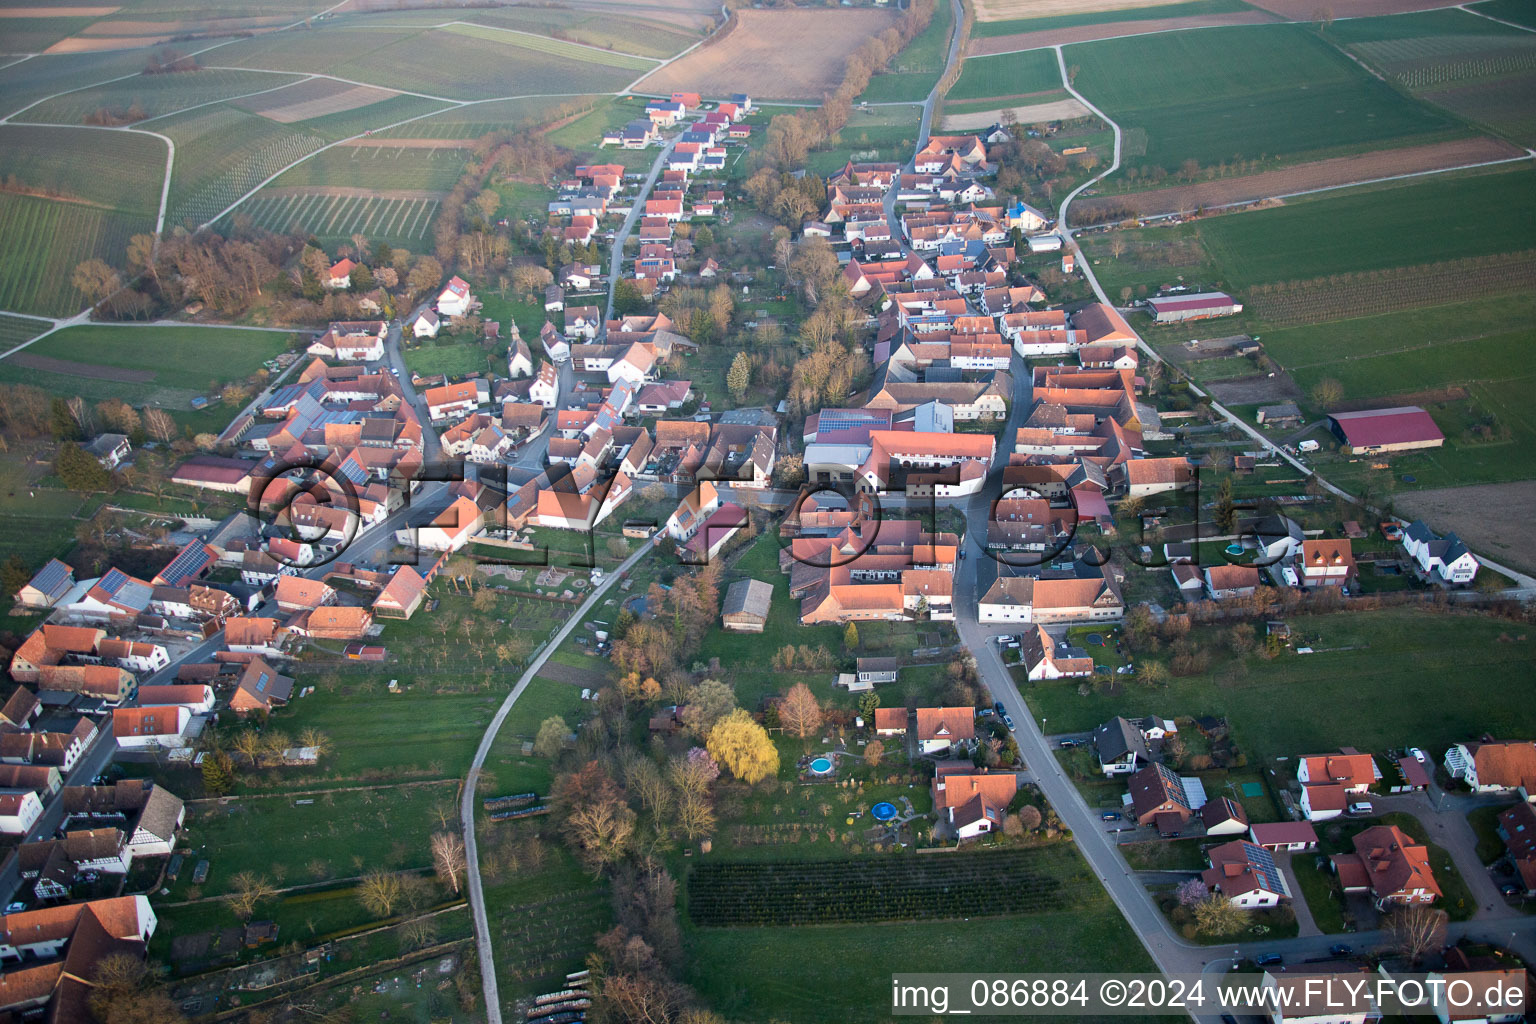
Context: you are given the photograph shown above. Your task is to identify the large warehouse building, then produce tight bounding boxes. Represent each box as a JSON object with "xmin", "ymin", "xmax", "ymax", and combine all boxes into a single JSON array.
[
  {"xmin": 1145, "ymin": 291, "xmax": 1243, "ymax": 323},
  {"xmin": 1327, "ymin": 406, "xmax": 1445, "ymax": 454}
]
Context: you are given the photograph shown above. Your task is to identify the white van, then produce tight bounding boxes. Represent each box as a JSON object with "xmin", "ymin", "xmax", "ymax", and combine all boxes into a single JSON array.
[
  {"xmin": 1297, "ymin": 439, "xmax": 1321, "ymax": 453},
  {"xmin": 1348, "ymin": 800, "xmax": 1374, "ymax": 816}
]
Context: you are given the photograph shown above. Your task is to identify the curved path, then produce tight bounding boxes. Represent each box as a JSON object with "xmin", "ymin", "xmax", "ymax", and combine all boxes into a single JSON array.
[{"xmin": 461, "ymin": 541, "xmax": 655, "ymax": 1024}]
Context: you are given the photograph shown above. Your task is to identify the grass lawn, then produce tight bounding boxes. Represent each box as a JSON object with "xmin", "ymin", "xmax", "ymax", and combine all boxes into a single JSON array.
[
  {"xmin": 402, "ymin": 338, "xmax": 496, "ymax": 379},
  {"xmin": 1067, "ymin": 23, "xmax": 1465, "ymax": 173},
  {"xmin": 858, "ymin": 0, "xmax": 952, "ymax": 103},
  {"xmin": 1471, "ymin": 0, "xmax": 1536, "ymax": 28},
  {"xmin": 684, "ymin": 844, "xmax": 1153, "ymax": 1023},
  {"xmin": 1289, "ymin": 852, "xmax": 1349, "ymax": 934},
  {"xmin": 1020, "ymin": 609, "xmax": 1536, "ymax": 765},
  {"xmin": 1467, "ymin": 804, "xmax": 1509, "ymax": 865},
  {"xmin": 1122, "ymin": 837, "xmax": 1208, "ymax": 871}
]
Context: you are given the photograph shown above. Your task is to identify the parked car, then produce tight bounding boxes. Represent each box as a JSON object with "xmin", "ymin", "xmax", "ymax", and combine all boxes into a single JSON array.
[
  {"xmin": 1255, "ymin": 953, "xmax": 1283, "ymax": 967},
  {"xmin": 994, "ymin": 701, "xmax": 1006, "ymax": 716},
  {"xmin": 1101, "ymin": 812, "xmax": 1119, "ymax": 821},
  {"xmin": 1059, "ymin": 738, "xmax": 1079, "ymax": 748},
  {"xmin": 978, "ymin": 708, "xmax": 995, "ymax": 718},
  {"xmin": 1501, "ymin": 884, "xmax": 1522, "ymax": 896},
  {"xmin": 1347, "ymin": 800, "xmax": 1375, "ymax": 816},
  {"xmin": 1002, "ymin": 714, "xmax": 1015, "ymax": 730},
  {"xmin": 1408, "ymin": 747, "xmax": 1428, "ymax": 763},
  {"xmin": 1329, "ymin": 944, "xmax": 1353, "ymax": 957}
]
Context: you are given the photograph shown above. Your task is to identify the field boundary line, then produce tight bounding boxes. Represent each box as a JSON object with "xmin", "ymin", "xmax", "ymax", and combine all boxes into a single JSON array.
[
  {"xmin": 132, "ymin": 73, "xmax": 319, "ymax": 127},
  {"xmin": 1458, "ymin": 3, "xmax": 1536, "ymax": 32},
  {"xmin": 199, "ymin": 66, "xmax": 463, "ymax": 105},
  {"xmin": 620, "ymin": 1, "xmax": 727, "ymax": 96},
  {"xmin": 0, "ymin": 120, "xmax": 174, "ymax": 239},
  {"xmin": 440, "ymin": 20, "xmax": 663, "ymax": 65},
  {"xmin": 972, "ymin": 1, "xmax": 1480, "ymax": 57},
  {"xmin": 1133, "ymin": 149, "xmax": 1535, "ymax": 222}
]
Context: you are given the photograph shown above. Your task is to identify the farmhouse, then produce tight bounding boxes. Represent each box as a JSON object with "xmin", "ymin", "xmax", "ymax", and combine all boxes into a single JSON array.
[
  {"xmin": 85, "ymin": 433, "xmax": 131, "ymax": 469},
  {"xmin": 721, "ymin": 579, "xmax": 773, "ymax": 633},
  {"xmin": 978, "ymin": 575, "xmax": 1124, "ymax": 625},
  {"xmin": 18, "ymin": 559, "xmax": 75, "ymax": 610},
  {"xmin": 1018, "ymin": 626, "xmax": 1094, "ymax": 681},
  {"xmin": 231, "ymin": 658, "xmax": 295, "ymax": 714},
  {"xmin": 1328, "ymin": 406, "xmax": 1444, "ymax": 454},
  {"xmin": 112, "ymin": 706, "xmax": 192, "ymax": 750},
  {"xmin": 326, "ymin": 258, "xmax": 355, "ymax": 290},
  {"xmin": 1332, "ymin": 824, "xmax": 1440, "ymax": 907},
  {"xmin": 308, "ymin": 321, "xmax": 385, "ymax": 362},
  {"xmin": 436, "ymin": 276, "xmax": 473, "ymax": 317}
]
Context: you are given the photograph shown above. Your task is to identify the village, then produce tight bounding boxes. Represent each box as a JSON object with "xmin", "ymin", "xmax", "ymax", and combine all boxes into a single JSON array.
[{"xmin": 0, "ymin": 67, "xmax": 1532, "ymax": 1024}]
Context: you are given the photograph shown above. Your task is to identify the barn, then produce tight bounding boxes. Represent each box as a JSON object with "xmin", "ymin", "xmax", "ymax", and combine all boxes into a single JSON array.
[
  {"xmin": 721, "ymin": 579, "xmax": 773, "ymax": 633},
  {"xmin": 1327, "ymin": 406, "xmax": 1445, "ymax": 454},
  {"xmin": 1145, "ymin": 292, "xmax": 1243, "ymax": 323}
]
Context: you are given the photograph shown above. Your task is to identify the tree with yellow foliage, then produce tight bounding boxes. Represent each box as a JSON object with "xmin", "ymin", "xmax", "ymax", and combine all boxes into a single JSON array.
[{"xmin": 706, "ymin": 709, "xmax": 779, "ymax": 785}]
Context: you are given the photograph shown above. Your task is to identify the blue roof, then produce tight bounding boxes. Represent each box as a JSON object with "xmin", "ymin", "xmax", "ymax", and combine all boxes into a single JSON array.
[{"xmin": 97, "ymin": 567, "xmax": 131, "ymax": 595}]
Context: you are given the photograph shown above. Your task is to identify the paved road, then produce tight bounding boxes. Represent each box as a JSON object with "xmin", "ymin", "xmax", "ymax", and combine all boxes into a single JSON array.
[
  {"xmin": 603, "ymin": 136, "xmax": 679, "ymax": 325},
  {"xmin": 0, "ymin": 723, "xmax": 118, "ymax": 905},
  {"xmin": 461, "ymin": 539, "xmax": 657, "ymax": 1024},
  {"xmin": 916, "ymin": 0, "xmax": 966, "ymax": 154}
]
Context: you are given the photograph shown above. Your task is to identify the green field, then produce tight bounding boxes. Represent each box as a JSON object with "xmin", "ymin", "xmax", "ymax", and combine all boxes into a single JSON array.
[
  {"xmin": 236, "ymin": 191, "xmax": 441, "ymax": 245},
  {"xmin": 464, "ymin": 6, "xmax": 702, "ymax": 58},
  {"xmin": 374, "ymin": 95, "xmax": 600, "ymax": 139},
  {"xmin": 266, "ymin": 145, "xmax": 469, "ymax": 191},
  {"xmin": 0, "ymin": 313, "xmax": 50, "ymax": 351},
  {"xmin": 402, "ymin": 340, "xmax": 495, "ymax": 378},
  {"xmin": 1195, "ymin": 166, "xmax": 1536, "ymax": 287},
  {"xmin": 686, "ymin": 846, "xmax": 1153, "ymax": 1023},
  {"xmin": 949, "ymin": 48, "xmax": 1063, "ymax": 101},
  {"xmin": 859, "ymin": 0, "xmax": 952, "ymax": 103},
  {"xmin": 1022, "ymin": 609, "xmax": 1536, "ymax": 765},
  {"xmin": 1471, "ymin": 0, "xmax": 1536, "ymax": 28},
  {"xmin": 1068, "ymin": 24, "xmax": 1465, "ymax": 171},
  {"xmin": 160, "ymin": 104, "xmax": 328, "ymax": 229},
  {"xmin": 284, "ymin": 92, "xmax": 453, "ymax": 143},
  {"xmin": 0, "ymin": 50, "xmax": 149, "ymax": 122},
  {"xmin": 0, "ymin": 124, "xmax": 164, "ymax": 214},
  {"xmin": 16, "ymin": 68, "xmax": 305, "ymax": 126},
  {"xmin": 0, "ymin": 194, "xmax": 149, "ymax": 316},
  {"xmin": 0, "ymin": 323, "xmax": 294, "ymax": 414},
  {"xmin": 973, "ymin": 0, "xmax": 1252, "ymax": 38},
  {"xmin": 438, "ymin": 22, "xmax": 657, "ymax": 71}
]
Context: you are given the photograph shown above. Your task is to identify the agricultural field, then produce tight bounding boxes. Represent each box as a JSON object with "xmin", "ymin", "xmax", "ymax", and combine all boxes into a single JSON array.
[
  {"xmin": 0, "ymin": 323, "xmax": 295, "ymax": 411},
  {"xmin": 0, "ymin": 194, "xmax": 148, "ymax": 315},
  {"xmin": 1332, "ymin": 8, "xmax": 1536, "ymax": 145},
  {"xmin": 804, "ymin": 108, "xmax": 924, "ymax": 177},
  {"xmin": 688, "ymin": 849, "xmax": 1090, "ymax": 927},
  {"xmin": 940, "ymin": 94, "xmax": 1088, "ymax": 130},
  {"xmin": 972, "ymin": 0, "xmax": 1256, "ymax": 36},
  {"xmin": 1395, "ymin": 480, "xmax": 1536, "ymax": 576},
  {"xmin": 0, "ymin": 313, "xmax": 51, "ymax": 352},
  {"xmin": 970, "ymin": 4, "xmax": 1277, "ymax": 57},
  {"xmin": 0, "ymin": 14, "xmax": 99, "ymax": 53},
  {"xmin": 461, "ymin": 6, "xmax": 704, "ymax": 58},
  {"xmin": 236, "ymin": 191, "xmax": 440, "ymax": 246},
  {"xmin": 973, "ymin": 0, "xmax": 1203, "ymax": 21},
  {"xmin": 0, "ymin": 49, "xmax": 149, "ymax": 121},
  {"xmin": 0, "ymin": 124, "xmax": 164, "ymax": 214},
  {"xmin": 633, "ymin": 8, "xmax": 899, "ymax": 100},
  {"xmin": 265, "ymin": 144, "xmax": 468, "ymax": 192},
  {"xmin": 16, "ymin": 67, "xmax": 306, "ymax": 124},
  {"xmin": 858, "ymin": 0, "xmax": 952, "ymax": 104},
  {"xmin": 948, "ymin": 47, "xmax": 1063, "ymax": 101},
  {"xmin": 159, "ymin": 104, "xmax": 328, "ymax": 228},
  {"xmin": 373, "ymin": 95, "xmax": 602, "ymax": 140},
  {"xmin": 1071, "ymin": 135, "xmax": 1525, "ymax": 220},
  {"xmin": 1471, "ymin": 0, "xmax": 1536, "ymax": 29},
  {"xmin": 436, "ymin": 22, "xmax": 656, "ymax": 72},
  {"xmin": 1067, "ymin": 24, "xmax": 1467, "ymax": 172},
  {"xmin": 1022, "ymin": 609, "xmax": 1536, "ymax": 765},
  {"xmin": 1193, "ymin": 165, "xmax": 1536, "ymax": 287},
  {"xmin": 686, "ymin": 845, "xmax": 1153, "ymax": 1023}
]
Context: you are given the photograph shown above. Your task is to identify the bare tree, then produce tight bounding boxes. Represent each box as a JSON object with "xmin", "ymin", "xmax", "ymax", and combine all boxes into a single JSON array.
[
  {"xmin": 228, "ymin": 872, "xmax": 277, "ymax": 919},
  {"xmin": 431, "ymin": 832, "xmax": 466, "ymax": 895},
  {"xmin": 143, "ymin": 407, "xmax": 176, "ymax": 442},
  {"xmin": 357, "ymin": 869, "xmax": 404, "ymax": 917},
  {"xmin": 1388, "ymin": 904, "xmax": 1447, "ymax": 965}
]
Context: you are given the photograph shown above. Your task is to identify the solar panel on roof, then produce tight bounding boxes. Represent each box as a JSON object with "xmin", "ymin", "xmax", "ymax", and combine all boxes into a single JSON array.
[{"xmin": 255, "ymin": 673, "xmax": 268, "ymax": 693}]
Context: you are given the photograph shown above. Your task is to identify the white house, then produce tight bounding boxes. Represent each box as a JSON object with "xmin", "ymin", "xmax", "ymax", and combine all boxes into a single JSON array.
[
  {"xmin": 1201, "ymin": 840, "xmax": 1289, "ymax": 909},
  {"xmin": 0, "ymin": 789, "xmax": 43, "ymax": 835},
  {"xmin": 113, "ymin": 705, "xmax": 192, "ymax": 750},
  {"xmin": 436, "ymin": 275, "xmax": 473, "ymax": 317},
  {"xmin": 530, "ymin": 363, "xmax": 559, "ymax": 408},
  {"xmin": 1444, "ymin": 741, "xmax": 1536, "ymax": 799},
  {"xmin": 127, "ymin": 787, "xmax": 185, "ymax": 856},
  {"xmin": 412, "ymin": 308, "xmax": 440, "ymax": 339},
  {"xmin": 508, "ymin": 338, "xmax": 534, "ymax": 379},
  {"xmin": 1402, "ymin": 520, "xmax": 1480, "ymax": 585}
]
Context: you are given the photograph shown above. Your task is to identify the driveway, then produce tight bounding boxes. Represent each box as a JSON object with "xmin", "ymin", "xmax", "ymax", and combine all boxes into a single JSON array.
[{"xmin": 1275, "ymin": 852, "xmax": 1321, "ymax": 938}]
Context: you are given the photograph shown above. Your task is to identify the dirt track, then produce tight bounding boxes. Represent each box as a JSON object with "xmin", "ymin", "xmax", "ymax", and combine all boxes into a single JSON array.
[
  {"xmin": 632, "ymin": 8, "xmax": 897, "ymax": 100},
  {"xmin": 1073, "ymin": 137, "xmax": 1526, "ymax": 220},
  {"xmin": 970, "ymin": 10, "xmax": 1279, "ymax": 55},
  {"xmin": 1394, "ymin": 481, "xmax": 1536, "ymax": 577},
  {"xmin": 7, "ymin": 353, "xmax": 154, "ymax": 382},
  {"xmin": 1247, "ymin": 0, "xmax": 1465, "ymax": 16}
]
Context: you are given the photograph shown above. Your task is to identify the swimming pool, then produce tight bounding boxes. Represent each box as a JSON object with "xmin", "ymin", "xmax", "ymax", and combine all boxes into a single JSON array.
[
  {"xmin": 1225, "ymin": 543, "xmax": 1245, "ymax": 556},
  {"xmin": 809, "ymin": 756, "xmax": 833, "ymax": 775}
]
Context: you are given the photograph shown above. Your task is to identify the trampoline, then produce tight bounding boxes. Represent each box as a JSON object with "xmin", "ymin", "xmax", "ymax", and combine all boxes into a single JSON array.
[
  {"xmin": 871, "ymin": 802, "xmax": 897, "ymax": 821},
  {"xmin": 809, "ymin": 757, "xmax": 834, "ymax": 775},
  {"xmin": 1240, "ymin": 782, "xmax": 1264, "ymax": 798},
  {"xmin": 1085, "ymin": 633, "xmax": 1106, "ymax": 646},
  {"xmin": 1403, "ymin": 475, "xmax": 1417, "ymax": 483}
]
